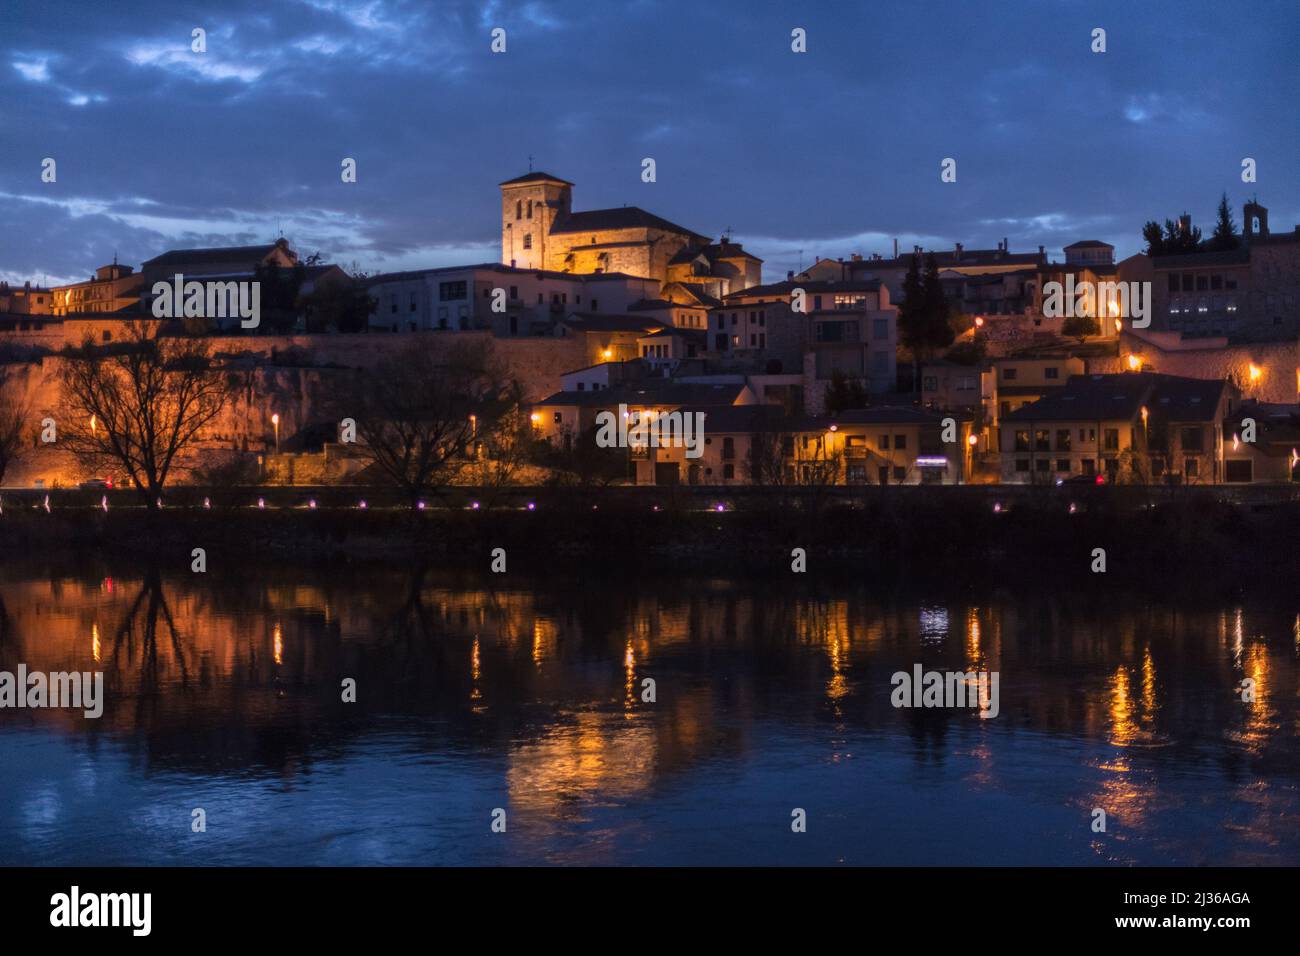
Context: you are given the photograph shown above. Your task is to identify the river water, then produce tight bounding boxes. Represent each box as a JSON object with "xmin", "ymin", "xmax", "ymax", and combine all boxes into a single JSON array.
[{"xmin": 1, "ymin": 561, "xmax": 1296, "ymax": 865}]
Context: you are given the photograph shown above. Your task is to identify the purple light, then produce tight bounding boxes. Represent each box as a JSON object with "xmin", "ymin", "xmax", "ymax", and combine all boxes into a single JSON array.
[
  {"xmin": 526, "ymin": 502, "xmax": 536, "ymax": 511},
  {"xmin": 714, "ymin": 503, "xmax": 725, "ymax": 512},
  {"xmin": 308, "ymin": 499, "xmax": 317, "ymax": 509},
  {"xmin": 257, "ymin": 497, "xmax": 265, "ymax": 509},
  {"xmin": 359, "ymin": 500, "xmax": 367, "ymax": 509},
  {"xmin": 417, "ymin": 501, "xmax": 426, "ymax": 510},
  {"xmin": 993, "ymin": 502, "xmax": 1002, "ymax": 513},
  {"xmin": 471, "ymin": 501, "xmax": 481, "ymax": 510}
]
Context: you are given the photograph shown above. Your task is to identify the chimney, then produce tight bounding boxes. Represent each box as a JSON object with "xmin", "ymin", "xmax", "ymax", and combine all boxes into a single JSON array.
[
  {"xmin": 954, "ymin": 242, "xmax": 963, "ymax": 260},
  {"xmin": 787, "ymin": 270, "xmax": 794, "ymax": 280},
  {"xmin": 1003, "ymin": 236, "xmax": 1008, "ymax": 251},
  {"xmin": 893, "ymin": 238, "xmax": 899, "ymax": 258},
  {"xmin": 1038, "ymin": 245, "xmax": 1045, "ymax": 258},
  {"xmin": 851, "ymin": 253, "xmax": 862, "ymax": 262}
]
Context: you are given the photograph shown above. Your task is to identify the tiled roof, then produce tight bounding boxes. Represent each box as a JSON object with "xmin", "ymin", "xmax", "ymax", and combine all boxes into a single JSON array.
[
  {"xmin": 550, "ymin": 207, "xmax": 707, "ymax": 239},
  {"xmin": 1003, "ymin": 373, "xmax": 1228, "ymax": 424},
  {"xmin": 500, "ymin": 171, "xmax": 574, "ymax": 187},
  {"xmin": 142, "ymin": 242, "xmax": 288, "ymax": 269},
  {"xmin": 725, "ymin": 278, "xmax": 882, "ymax": 299},
  {"xmin": 535, "ymin": 382, "xmax": 747, "ymax": 408}
]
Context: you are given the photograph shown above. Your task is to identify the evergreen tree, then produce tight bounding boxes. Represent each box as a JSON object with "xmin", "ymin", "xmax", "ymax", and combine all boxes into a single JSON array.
[
  {"xmin": 921, "ymin": 254, "xmax": 955, "ymax": 355},
  {"xmin": 1209, "ymin": 192, "xmax": 1238, "ymax": 251},
  {"xmin": 1141, "ymin": 221, "xmax": 1165, "ymax": 256}
]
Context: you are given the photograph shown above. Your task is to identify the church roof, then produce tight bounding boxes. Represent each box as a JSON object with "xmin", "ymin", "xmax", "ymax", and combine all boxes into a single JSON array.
[
  {"xmin": 668, "ymin": 240, "xmax": 760, "ymax": 266},
  {"xmin": 500, "ymin": 171, "xmax": 574, "ymax": 187},
  {"xmin": 141, "ymin": 240, "xmax": 293, "ymax": 270},
  {"xmin": 551, "ymin": 207, "xmax": 708, "ymax": 240}
]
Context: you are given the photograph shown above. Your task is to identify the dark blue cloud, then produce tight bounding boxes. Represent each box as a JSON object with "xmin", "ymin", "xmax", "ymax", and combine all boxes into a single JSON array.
[{"xmin": 3, "ymin": 0, "xmax": 1297, "ymax": 285}]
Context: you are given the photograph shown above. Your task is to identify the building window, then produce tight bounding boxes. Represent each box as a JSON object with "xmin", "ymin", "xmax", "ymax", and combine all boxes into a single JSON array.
[
  {"xmin": 880, "ymin": 434, "xmax": 891, "ymax": 450},
  {"xmin": 527, "ymin": 200, "xmax": 533, "ymax": 219},
  {"xmin": 523, "ymin": 234, "xmax": 532, "ymax": 250},
  {"xmin": 1180, "ymin": 426, "xmax": 1203, "ymax": 452},
  {"xmin": 1185, "ymin": 457, "xmax": 1199, "ymax": 478},
  {"xmin": 923, "ymin": 376, "xmax": 938, "ymax": 392},
  {"xmin": 1014, "ymin": 430, "xmax": 1030, "ymax": 452},
  {"xmin": 1036, "ymin": 459, "xmax": 1050, "ymax": 472},
  {"xmin": 553, "ymin": 412, "xmax": 562, "ymax": 424},
  {"xmin": 872, "ymin": 318, "xmax": 889, "ymax": 339},
  {"xmin": 894, "ymin": 434, "xmax": 906, "ymax": 450},
  {"xmin": 723, "ymin": 463, "xmax": 735, "ymax": 480},
  {"xmin": 1045, "ymin": 367, "xmax": 1059, "ymax": 379},
  {"xmin": 1055, "ymin": 459, "xmax": 1070, "ymax": 472},
  {"xmin": 1056, "ymin": 429, "xmax": 1071, "ymax": 451},
  {"xmin": 1103, "ymin": 428, "xmax": 1119, "ymax": 451},
  {"xmin": 439, "ymin": 281, "xmax": 467, "ymax": 301},
  {"xmin": 1035, "ymin": 430, "xmax": 1050, "ymax": 452},
  {"xmin": 1002, "ymin": 367, "xmax": 1017, "ymax": 380},
  {"xmin": 515, "ymin": 200, "xmax": 522, "ymax": 220}
]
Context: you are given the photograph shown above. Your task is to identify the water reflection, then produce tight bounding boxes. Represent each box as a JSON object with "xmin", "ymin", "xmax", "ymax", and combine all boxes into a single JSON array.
[{"xmin": 0, "ymin": 562, "xmax": 1298, "ymax": 866}]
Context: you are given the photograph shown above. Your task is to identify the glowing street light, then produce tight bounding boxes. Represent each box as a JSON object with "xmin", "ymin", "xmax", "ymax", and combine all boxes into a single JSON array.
[
  {"xmin": 1127, "ymin": 353, "xmax": 1142, "ymax": 371},
  {"xmin": 1248, "ymin": 363, "xmax": 1263, "ymax": 386},
  {"xmin": 271, "ymin": 412, "xmax": 281, "ymax": 452}
]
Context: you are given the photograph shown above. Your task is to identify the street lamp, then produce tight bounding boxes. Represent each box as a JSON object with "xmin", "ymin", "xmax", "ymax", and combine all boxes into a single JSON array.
[{"xmin": 271, "ymin": 412, "xmax": 280, "ymax": 453}]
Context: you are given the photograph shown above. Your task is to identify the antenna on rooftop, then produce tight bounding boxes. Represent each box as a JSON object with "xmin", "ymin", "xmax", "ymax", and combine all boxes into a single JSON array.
[{"xmin": 528, "ymin": 154, "xmax": 534, "ymax": 172}]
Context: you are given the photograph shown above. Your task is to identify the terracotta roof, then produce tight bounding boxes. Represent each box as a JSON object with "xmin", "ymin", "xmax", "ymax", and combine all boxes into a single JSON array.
[
  {"xmin": 1003, "ymin": 373, "xmax": 1228, "ymax": 424},
  {"xmin": 499, "ymin": 171, "xmax": 574, "ymax": 187},
  {"xmin": 550, "ymin": 207, "xmax": 707, "ymax": 239}
]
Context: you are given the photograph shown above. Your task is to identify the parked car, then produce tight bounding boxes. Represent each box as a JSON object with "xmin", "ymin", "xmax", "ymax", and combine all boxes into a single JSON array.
[
  {"xmin": 79, "ymin": 478, "xmax": 114, "ymax": 490},
  {"xmin": 1057, "ymin": 474, "xmax": 1105, "ymax": 487}
]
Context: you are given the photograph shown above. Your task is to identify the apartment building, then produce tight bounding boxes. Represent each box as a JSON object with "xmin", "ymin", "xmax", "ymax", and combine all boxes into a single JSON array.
[{"xmin": 999, "ymin": 372, "xmax": 1238, "ymax": 484}]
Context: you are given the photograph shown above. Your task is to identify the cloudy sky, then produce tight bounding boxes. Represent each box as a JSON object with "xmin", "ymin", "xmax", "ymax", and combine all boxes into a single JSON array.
[{"xmin": 3, "ymin": 0, "xmax": 1297, "ymax": 287}]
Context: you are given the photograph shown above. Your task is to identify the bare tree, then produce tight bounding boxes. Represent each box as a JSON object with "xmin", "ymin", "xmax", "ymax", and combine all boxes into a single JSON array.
[
  {"xmin": 350, "ymin": 339, "xmax": 518, "ymax": 506},
  {"xmin": 0, "ymin": 366, "xmax": 31, "ymax": 487},
  {"xmin": 58, "ymin": 322, "xmax": 233, "ymax": 507}
]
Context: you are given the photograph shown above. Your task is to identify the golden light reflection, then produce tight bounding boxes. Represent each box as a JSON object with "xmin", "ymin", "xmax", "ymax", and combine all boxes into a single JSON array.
[
  {"xmin": 471, "ymin": 636, "xmax": 482, "ymax": 703},
  {"xmin": 966, "ymin": 608, "xmax": 982, "ymax": 667},
  {"xmin": 624, "ymin": 640, "xmax": 636, "ymax": 713},
  {"xmin": 273, "ymin": 623, "xmax": 283, "ymax": 666},
  {"xmin": 91, "ymin": 622, "xmax": 100, "ymax": 663},
  {"xmin": 532, "ymin": 617, "xmax": 556, "ymax": 668}
]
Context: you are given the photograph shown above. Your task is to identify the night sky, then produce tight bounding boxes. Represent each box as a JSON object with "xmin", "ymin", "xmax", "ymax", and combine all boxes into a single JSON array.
[{"xmin": 3, "ymin": 0, "xmax": 1297, "ymax": 287}]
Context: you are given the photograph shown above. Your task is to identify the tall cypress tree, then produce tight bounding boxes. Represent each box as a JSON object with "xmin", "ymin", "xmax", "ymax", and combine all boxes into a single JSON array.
[
  {"xmin": 921, "ymin": 254, "xmax": 955, "ymax": 355},
  {"xmin": 1210, "ymin": 192, "xmax": 1238, "ymax": 251},
  {"xmin": 897, "ymin": 254, "xmax": 926, "ymax": 392}
]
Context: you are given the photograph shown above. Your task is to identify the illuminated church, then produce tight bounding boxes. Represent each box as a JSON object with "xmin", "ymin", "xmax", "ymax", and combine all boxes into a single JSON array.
[{"xmin": 499, "ymin": 171, "xmax": 761, "ymax": 300}]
